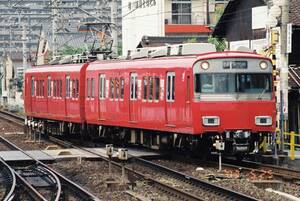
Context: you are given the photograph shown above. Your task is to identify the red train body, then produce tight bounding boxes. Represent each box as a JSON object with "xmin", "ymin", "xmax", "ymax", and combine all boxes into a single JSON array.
[{"xmin": 24, "ymin": 51, "xmax": 276, "ymax": 156}]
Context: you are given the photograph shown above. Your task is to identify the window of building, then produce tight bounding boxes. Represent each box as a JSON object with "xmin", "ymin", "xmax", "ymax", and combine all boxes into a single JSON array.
[
  {"xmin": 99, "ymin": 74, "xmax": 106, "ymax": 99},
  {"xmin": 130, "ymin": 73, "xmax": 138, "ymax": 100},
  {"xmin": 167, "ymin": 72, "xmax": 175, "ymax": 101},
  {"xmin": 172, "ymin": 0, "xmax": 191, "ymax": 24},
  {"xmin": 155, "ymin": 77, "xmax": 160, "ymax": 101}
]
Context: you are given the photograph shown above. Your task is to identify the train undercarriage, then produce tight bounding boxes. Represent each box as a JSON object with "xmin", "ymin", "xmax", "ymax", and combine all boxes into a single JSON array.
[{"xmin": 25, "ymin": 118, "xmax": 272, "ymax": 159}]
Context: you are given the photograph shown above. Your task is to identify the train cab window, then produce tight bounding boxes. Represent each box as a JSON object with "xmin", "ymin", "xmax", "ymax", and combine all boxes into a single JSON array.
[
  {"xmin": 91, "ymin": 78, "xmax": 95, "ymax": 98},
  {"xmin": 115, "ymin": 78, "xmax": 119, "ymax": 99},
  {"xmin": 149, "ymin": 77, "xmax": 154, "ymax": 101},
  {"xmin": 120, "ymin": 77, "xmax": 124, "ymax": 100},
  {"xmin": 166, "ymin": 72, "xmax": 175, "ymax": 102},
  {"xmin": 130, "ymin": 73, "xmax": 138, "ymax": 100},
  {"xmin": 143, "ymin": 77, "xmax": 148, "ymax": 100},
  {"xmin": 110, "ymin": 78, "xmax": 115, "ymax": 99},
  {"xmin": 99, "ymin": 74, "xmax": 106, "ymax": 99},
  {"xmin": 66, "ymin": 76, "xmax": 70, "ymax": 98},
  {"xmin": 87, "ymin": 78, "xmax": 90, "ymax": 98},
  {"xmin": 48, "ymin": 76, "xmax": 51, "ymax": 97},
  {"xmin": 155, "ymin": 77, "xmax": 160, "ymax": 101}
]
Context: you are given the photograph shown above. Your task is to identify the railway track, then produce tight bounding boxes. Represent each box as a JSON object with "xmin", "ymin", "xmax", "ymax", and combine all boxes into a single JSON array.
[
  {"xmin": 219, "ymin": 158, "xmax": 300, "ymax": 181},
  {"xmin": 0, "ymin": 109, "xmax": 298, "ymax": 200},
  {"xmin": 0, "ymin": 136, "xmax": 100, "ymax": 201},
  {"xmin": 0, "ymin": 157, "xmax": 16, "ymax": 201},
  {"xmin": 48, "ymin": 136, "xmax": 257, "ymax": 201}
]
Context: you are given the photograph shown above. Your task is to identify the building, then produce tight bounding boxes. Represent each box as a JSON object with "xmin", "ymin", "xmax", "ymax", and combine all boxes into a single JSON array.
[
  {"xmin": 122, "ymin": 0, "xmax": 229, "ymax": 54},
  {"xmin": 0, "ymin": 0, "xmax": 122, "ymax": 72},
  {"xmin": 212, "ymin": 0, "xmax": 300, "ymax": 132}
]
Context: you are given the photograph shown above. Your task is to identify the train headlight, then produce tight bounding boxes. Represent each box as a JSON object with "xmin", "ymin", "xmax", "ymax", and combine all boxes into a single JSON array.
[
  {"xmin": 202, "ymin": 116, "xmax": 220, "ymax": 126},
  {"xmin": 201, "ymin": 61, "xmax": 210, "ymax": 70},
  {"xmin": 259, "ymin": 61, "xmax": 268, "ymax": 70},
  {"xmin": 255, "ymin": 116, "xmax": 272, "ymax": 126}
]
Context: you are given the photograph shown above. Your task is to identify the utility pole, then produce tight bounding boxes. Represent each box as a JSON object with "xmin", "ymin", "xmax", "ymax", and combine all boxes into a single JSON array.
[
  {"xmin": 279, "ymin": 0, "xmax": 289, "ymax": 151},
  {"xmin": 111, "ymin": 0, "xmax": 118, "ymax": 55},
  {"xmin": 52, "ymin": 0, "xmax": 58, "ymax": 58},
  {"xmin": 22, "ymin": 24, "xmax": 28, "ymax": 73}
]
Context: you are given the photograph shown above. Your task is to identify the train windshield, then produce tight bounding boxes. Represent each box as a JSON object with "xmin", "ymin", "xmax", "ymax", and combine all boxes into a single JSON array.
[{"xmin": 195, "ymin": 73, "xmax": 271, "ymax": 94}]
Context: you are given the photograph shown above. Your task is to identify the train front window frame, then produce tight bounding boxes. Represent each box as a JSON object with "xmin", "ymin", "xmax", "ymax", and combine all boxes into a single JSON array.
[{"xmin": 194, "ymin": 73, "xmax": 272, "ymax": 94}]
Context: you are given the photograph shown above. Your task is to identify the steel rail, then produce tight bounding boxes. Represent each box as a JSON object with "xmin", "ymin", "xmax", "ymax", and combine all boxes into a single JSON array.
[
  {"xmin": 133, "ymin": 157, "xmax": 258, "ymax": 201},
  {"xmin": 48, "ymin": 137, "xmax": 204, "ymax": 201},
  {"xmin": 48, "ymin": 136, "xmax": 256, "ymax": 201},
  {"xmin": 0, "ymin": 136, "xmax": 101, "ymax": 201},
  {"xmin": 0, "ymin": 157, "xmax": 16, "ymax": 201}
]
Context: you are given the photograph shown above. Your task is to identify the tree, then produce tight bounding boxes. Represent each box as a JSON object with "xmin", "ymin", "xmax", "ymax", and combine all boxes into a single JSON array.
[
  {"xmin": 208, "ymin": 36, "xmax": 227, "ymax": 52},
  {"xmin": 60, "ymin": 44, "xmax": 86, "ymax": 56}
]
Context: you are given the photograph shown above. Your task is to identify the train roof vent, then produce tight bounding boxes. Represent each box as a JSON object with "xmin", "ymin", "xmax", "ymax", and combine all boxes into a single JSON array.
[
  {"xmin": 149, "ymin": 46, "xmax": 171, "ymax": 58},
  {"xmin": 170, "ymin": 43, "xmax": 216, "ymax": 56},
  {"xmin": 129, "ymin": 48, "xmax": 151, "ymax": 60}
]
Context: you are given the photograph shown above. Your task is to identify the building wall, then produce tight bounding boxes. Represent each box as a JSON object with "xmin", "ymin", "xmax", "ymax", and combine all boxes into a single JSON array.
[{"xmin": 122, "ymin": 0, "xmax": 165, "ymax": 55}]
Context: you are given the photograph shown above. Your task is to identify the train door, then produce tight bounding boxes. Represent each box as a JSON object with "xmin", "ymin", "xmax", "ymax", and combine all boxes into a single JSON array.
[
  {"xmin": 98, "ymin": 74, "xmax": 106, "ymax": 120},
  {"xmin": 185, "ymin": 74, "xmax": 192, "ymax": 126},
  {"xmin": 46, "ymin": 76, "xmax": 51, "ymax": 114},
  {"xmin": 65, "ymin": 75, "xmax": 70, "ymax": 117},
  {"xmin": 30, "ymin": 76, "xmax": 35, "ymax": 113},
  {"xmin": 166, "ymin": 72, "xmax": 176, "ymax": 125},
  {"xmin": 129, "ymin": 73, "xmax": 138, "ymax": 122}
]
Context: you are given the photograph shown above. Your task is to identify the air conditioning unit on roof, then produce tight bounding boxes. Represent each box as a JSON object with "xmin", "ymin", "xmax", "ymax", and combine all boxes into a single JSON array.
[
  {"xmin": 129, "ymin": 48, "xmax": 151, "ymax": 59},
  {"xmin": 149, "ymin": 46, "xmax": 170, "ymax": 58},
  {"xmin": 170, "ymin": 43, "xmax": 216, "ymax": 56}
]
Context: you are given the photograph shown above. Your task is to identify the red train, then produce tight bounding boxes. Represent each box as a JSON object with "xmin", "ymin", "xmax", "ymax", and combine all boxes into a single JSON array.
[{"xmin": 24, "ymin": 46, "xmax": 276, "ymax": 157}]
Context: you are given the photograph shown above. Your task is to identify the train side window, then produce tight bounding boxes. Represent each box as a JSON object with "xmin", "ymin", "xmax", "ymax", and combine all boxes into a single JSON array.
[
  {"xmin": 99, "ymin": 74, "xmax": 106, "ymax": 99},
  {"xmin": 186, "ymin": 75, "xmax": 190, "ymax": 102},
  {"xmin": 110, "ymin": 78, "xmax": 115, "ymax": 99},
  {"xmin": 149, "ymin": 77, "xmax": 153, "ymax": 101},
  {"xmin": 155, "ymin": 77, "xmax": 160, "ymax": 101},
  {"xmin": 31, "ymin": 77, "xmax": 35, "ymax": 97},
  {"xmin": 59, "ymin": 80, "xmax": 62, "ymax": 98},
  {"xmin": 87, "ymin": 78, "xmax": 90, "ymax": 98},
  {"xmin": 130, "ymin": 73, "xmax": 137, "ymax": 100},
  {"xmin": 120, "ymin": 77, "xmax": 124, "ymax": 100},
  {"xmin": 115, "ymin": 78, "xmax": 119, "ymax": 99},
  {"xmin": 166, "ymin": 72, "xmax": 175, "ymax": 102},
  {"xmin": 42, "ymin": 80, "xmax": 44, "ymax": 97},
  {"xmin": 66, "ymin": 76, "xmax": 70, "ymax": 98},
  {"xmin": 48, "ymin": 76, "xmax": 51, "ymax": 97},
  {"xmin": 91, "ymin": 78, "xmax": 95, "ymax": 98},
  {"xmin": 53, "ymin": 80, "xmax": 56, "ymax": 97},
  {"xmin": 143, "ymin": 76, "xmax": 148, "ymax": 100},
  {"xmin": 75, "ymin": 79, "xmax": 79, "ymax": 98}
]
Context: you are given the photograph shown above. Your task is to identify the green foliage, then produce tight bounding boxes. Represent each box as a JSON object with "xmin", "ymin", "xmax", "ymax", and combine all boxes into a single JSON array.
[
  {"xmin": 208, "ymin": 35, "xmax": 227, "ymax": 52},
  {"xmin": 60, "ymin": 44, "xmax": 86, "ymax": 56},
  {"xmin": 184, "ymin": 38, "xmax": 198, "ymax": 43}
]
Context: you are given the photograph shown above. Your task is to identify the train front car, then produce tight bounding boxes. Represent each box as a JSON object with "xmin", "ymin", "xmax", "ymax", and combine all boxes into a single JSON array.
[{"xmin": 192, "ymin": 52, "xmax": 276, "ymax": 157}]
